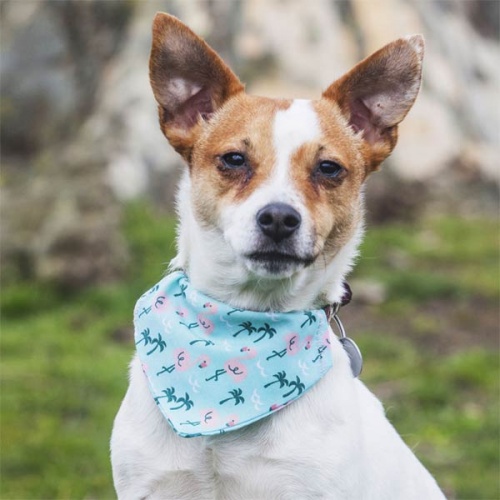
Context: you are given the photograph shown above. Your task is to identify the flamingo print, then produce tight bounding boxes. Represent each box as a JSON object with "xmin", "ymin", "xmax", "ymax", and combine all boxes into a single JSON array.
[
  {"xmin": 201, "ymin": 408, "xmax": 220, "ymax": 427},
  {"xmin": 197, "ymin": 313, "xmax": 215, "ymax": 334},
  {"xmin": 269, "ymin": 401, "xmax": 291, "ymax": 411},
  {"xmin": 205, "ymin": 346, "xmax": 257, "ymax": 383},
  {"xmin": 312, "ymin": 329, "xmax": 333, "ymax": 363},
  {"xmin": 177, "ymin": 311, "xmax": 215, "ymax": 334},
  {"xmin": 202, "ymin": 302, "xmax": 218, "ymax": 314},
  {"xmin": 175, "ymin": 307, "xmax": 189, "ymax": 319},
  {"xmin": 176, "ymin": 307, "xmax": 200, "ymax": 330},
  {"xmin": 266, "ymin": 333, "xmax": 314, "ymax": 360},
  {"xmin": 225, "ymin": 415, "xmax": 239, "ymax": 427},
  {"xmin": 153, "ymin": 293, "xmax": 170, "ymax": 313},
  {"xmin": 285, "ymin": 333, "xmax": 314, "ymax": 355},
  {"xmin": 156, "ymin": 348, "xmax": 211, "ymax": 376}
]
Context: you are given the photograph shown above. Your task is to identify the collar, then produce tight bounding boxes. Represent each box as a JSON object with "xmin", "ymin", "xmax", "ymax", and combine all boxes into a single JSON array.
[{"xmin": 134, "ymin": 271, "xmax": 346, "ymax": 437}]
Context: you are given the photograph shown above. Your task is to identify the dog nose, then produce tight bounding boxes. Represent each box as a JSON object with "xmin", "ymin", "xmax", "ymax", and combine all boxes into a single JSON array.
[{"xmin": 256, "ymin": 203, "xmax": 302, "ymax": 243}]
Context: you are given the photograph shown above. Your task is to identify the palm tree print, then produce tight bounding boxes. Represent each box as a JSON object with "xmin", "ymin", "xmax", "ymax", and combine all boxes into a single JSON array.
[
  {"xmin": 300, "ymin": 312, "xmax": 317, "ymax": 328},
  {"xmin": 254, "ymin": 323, "xmax": 277, "ymax": 343},
  {"xmin": 170, "ymin": 392, "xmax": 194, "ymax": 411},
  {"xmin": 147, "ymin": 333, "xmax": 167, "ymax": 355},
  {"xmin": 154, "ymin": 387, "xmax": 177, "ymax": 404},
  {"xmin": 264, "ymin": 371, "xmax": 289, "ymax": 389},
  {"xmin": 219, "ymin": 388, "xmax": 245, "ymax": 406},
  {"xmin": 233, "ymin": 321, "xmax": 257, "ymax": 337},
  {"xmin": 282, "ymin": 376, "xmax": 306, "ymax": 398},
  {"xmin": 136, "ymin": 328, "xmax": 152, "ymax": 346}
]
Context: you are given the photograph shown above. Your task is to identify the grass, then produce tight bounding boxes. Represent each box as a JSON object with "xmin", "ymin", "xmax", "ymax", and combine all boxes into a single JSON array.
[
  {"xmin": 1, "ymin": 202, "xmax": 498, "ymax": 499},
  {"xmin": 351, "ymin": 215, "xmax": 500, "ymax": 499},
  {"xmin": 356, "ymin": 216, "xmax": 499, "ymax": 302},
  {"xmin": 358, "ymin": 333, "xmax": 499, "ymax": 499},
  {"xmin": 1, "ymin": 203, "xmax": 177, "ymax": 499}
]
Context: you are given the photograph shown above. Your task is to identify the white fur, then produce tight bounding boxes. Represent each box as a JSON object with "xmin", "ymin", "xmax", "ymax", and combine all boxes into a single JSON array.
[
  {"xmin": 112, "ymin": 344, "xmax": 444, "ymax": 499},
  {"xmin": 111, "ymin": 102, "xmax": 444, "ymax": 499}
]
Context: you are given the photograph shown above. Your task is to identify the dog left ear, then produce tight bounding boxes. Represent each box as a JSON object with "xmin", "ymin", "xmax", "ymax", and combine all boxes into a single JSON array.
[
  {"xmin": 149, "ymin": 13, "xmax": 244, "ymax": 160},
  {"xmin": 323, "ymin": 35, "xmax": 424, "ymax": 172}
]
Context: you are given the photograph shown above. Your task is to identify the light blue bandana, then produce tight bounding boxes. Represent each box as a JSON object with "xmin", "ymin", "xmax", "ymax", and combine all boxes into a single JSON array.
[{"xmin": 134, "ymin": 271, "xmax": 334, "ymax": 438}]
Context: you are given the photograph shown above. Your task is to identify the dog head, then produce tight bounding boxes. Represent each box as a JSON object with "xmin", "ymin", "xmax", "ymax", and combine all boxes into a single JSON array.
[{"xmin": 149, "ymin": 13, "xmax": 423, "ymax": 307}]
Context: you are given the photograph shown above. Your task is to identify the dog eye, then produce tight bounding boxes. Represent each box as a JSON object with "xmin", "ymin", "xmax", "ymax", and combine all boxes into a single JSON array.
[
  {"xmin": 221, "ymin": 152, "xmax": 246, "ymax": 168},
  {"xmin": 317, "ymin": 161, "xmax": 345, "ymax": 178}
]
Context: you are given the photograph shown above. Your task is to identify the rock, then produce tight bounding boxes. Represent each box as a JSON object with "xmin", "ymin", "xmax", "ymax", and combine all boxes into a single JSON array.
[
  {"xmin": 364, "ymin": 169, "xmax": 429, "ymax": 224},
  {"xmin": 0, "ymin": 0, "xmax": 134, "ymax": 157},
  {"xmin": 0, "ymin": 0, "xmax": 133, "ymax": 288},
  {"xmin": 390, "ymin": 94, "xmax": 462, "ymax": 181},
  {"xmin": 351, "ymin": 0, "xmax": 423, "ymax": 52},
  {"xmin": 241, "ymin": 0, "xmax": 358, "ymax": 89},
  {"xmin": 31, "ymin": 148, "xmax": 129, "ymax": 290},
  {"xmin": 350, "ymin": 279, "xmax": 388, "ymax": 306},
  {"xmin": 1, "ymin": 139, "xmax": 129, "ymax": 289},
  {"xmin": 92, "ymin": 1, "xmax": 184, "ymax": 203}
]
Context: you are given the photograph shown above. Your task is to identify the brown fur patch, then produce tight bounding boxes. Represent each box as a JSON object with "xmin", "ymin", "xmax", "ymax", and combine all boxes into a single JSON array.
[
  {"xmin": 189, "ymin": 94, "xmax": 291, "ymax": 226},
  {"xmin": 281, "ymin": 99, "xmax": 367, "ymax": 260}
]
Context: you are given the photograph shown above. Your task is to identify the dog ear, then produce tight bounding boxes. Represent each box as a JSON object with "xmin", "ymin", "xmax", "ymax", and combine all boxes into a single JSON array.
[
  {"xmin": 323, "ymin": 35, "xmax": 424, "ymax": 172},
  {"xmin": 149, "ymin": 13, "xmax": 244, "ymax": 160}
]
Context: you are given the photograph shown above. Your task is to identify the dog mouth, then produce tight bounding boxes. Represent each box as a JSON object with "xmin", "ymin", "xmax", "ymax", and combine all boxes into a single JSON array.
[{"xmin": 245, "ymin": 251, "xmax": 316, "ymax": 274}]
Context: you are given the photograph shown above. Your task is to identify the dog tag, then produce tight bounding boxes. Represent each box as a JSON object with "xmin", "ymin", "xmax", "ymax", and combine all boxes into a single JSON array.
[
  {"xmin": 332, "ymin": 312, "xmax": 363, "ymax": 378},
  {"xmin": 339, "ymin": 337, "xmax": 363, "ymax": 378}
]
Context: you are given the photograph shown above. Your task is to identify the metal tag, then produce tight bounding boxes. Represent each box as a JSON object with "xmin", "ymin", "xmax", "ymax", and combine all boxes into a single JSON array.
[
  {"xmin": 331, "ymin": 312, "xmax": 363, "ymax": 378},
  {"xmin": 339, "ymin": 337, "xmax": 363, "ymax": 378}
]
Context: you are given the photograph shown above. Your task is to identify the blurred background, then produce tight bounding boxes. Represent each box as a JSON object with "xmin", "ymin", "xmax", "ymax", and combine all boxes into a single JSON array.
[{"xmin": 1, "ymin": 0, "xmax": 498, "ymax": 498}]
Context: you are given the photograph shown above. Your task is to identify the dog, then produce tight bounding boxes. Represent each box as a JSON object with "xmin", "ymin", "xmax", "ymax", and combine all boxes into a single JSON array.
[{"xmin": 111, "ymin": 12, "xmax": 445, "ymax": 500}]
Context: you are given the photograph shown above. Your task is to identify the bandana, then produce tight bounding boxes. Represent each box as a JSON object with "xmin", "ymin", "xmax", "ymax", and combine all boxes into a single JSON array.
[{"xmin": 134, "ymin": 271, "xmax": 334, "ymax": 438}]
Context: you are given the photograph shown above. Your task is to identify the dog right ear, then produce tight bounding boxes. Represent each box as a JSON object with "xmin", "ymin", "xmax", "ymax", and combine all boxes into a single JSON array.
[
  {"xmin": 149, "ymin": 13, "xmax": 244, "ymax": 160},
  {"xmin": 322, "ymin": 36, "xmax": 424, "ymax": 173}
]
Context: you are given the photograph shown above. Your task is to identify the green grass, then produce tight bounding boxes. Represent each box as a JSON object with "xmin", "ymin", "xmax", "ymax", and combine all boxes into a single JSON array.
[
  {"xmin": 358, "ymin": 333, "xmax": 499, "ymax": 499},
  {"xmin": 1, "ymin": 205, "xmax": 498, "ymax": 499},
  {"xmin": 1, "ymin": 202, "xmax": 177, "ymax": 499},
  {"xmin": 356, "ymin": 216, "xmax": 499, "ymax": 302},
  {"xmin": 352, "ymin": 215, "xmax": 500, "ymax": 499}
]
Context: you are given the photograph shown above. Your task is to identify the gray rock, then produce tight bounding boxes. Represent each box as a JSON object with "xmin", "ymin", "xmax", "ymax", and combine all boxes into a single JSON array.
[{"xmin": 1, "ymin": 0, "xmax": 133, "ymax": 288}]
